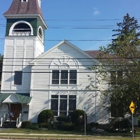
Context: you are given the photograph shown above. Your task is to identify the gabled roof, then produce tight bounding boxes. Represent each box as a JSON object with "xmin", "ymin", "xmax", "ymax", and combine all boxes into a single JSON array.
[
  {"xmin": 0, "ymin": 93, "xmax": 10, "ymax": 103},
  {"xmin": 30, "ymin": 40, "xmax": 99, "ymax": 64},
  {"xmin": 85, "ymin": 50, "xmax": 102, "ymax": 58},
  {"xmin": 0, "ymin": 93, "xmax": 32, "ymax": 104}
]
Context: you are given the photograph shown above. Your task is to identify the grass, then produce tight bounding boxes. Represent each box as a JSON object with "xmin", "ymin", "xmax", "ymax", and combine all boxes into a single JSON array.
[{"xmin": 0, "ymin": 128, "xmax": 140, "ymax": 139}]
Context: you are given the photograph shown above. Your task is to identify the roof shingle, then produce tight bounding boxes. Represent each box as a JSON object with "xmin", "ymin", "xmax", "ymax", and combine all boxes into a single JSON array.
[
  {"xmin": 85, "ymin": 50, "xmax": 102, "ymax": 58},
  {"xmin": 4, "ymin": 0, "xmax": 43, "ymax": 17}
]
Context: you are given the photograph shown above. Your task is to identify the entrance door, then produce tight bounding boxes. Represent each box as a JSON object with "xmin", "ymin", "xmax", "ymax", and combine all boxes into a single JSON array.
[{"xmin": 10, "ymin": 104, "xmax": 22, "ymax": 120}]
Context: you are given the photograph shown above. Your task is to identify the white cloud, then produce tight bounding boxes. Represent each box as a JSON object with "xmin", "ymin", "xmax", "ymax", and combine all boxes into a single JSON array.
[{"xmin": 93, "ymin": 8, "xmax": 100, "ymax": 15}]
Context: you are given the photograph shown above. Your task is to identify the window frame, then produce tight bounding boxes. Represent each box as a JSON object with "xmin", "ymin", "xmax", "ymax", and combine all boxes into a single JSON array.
[
  {"xmin": 52, "ymin": 70, "xmax": 77, "ymax": 85},
  {"xmin": 69, "ymin": 70, "xmax": 77, "ymax": 84},
  {"xmin": 52, "ymin": 70, "xmax": 59, "ymax": 84},
  {"xmin": 37, "ymin": 26, "xmax": 44, "ymax": 43},
  {"xmin": 14, "ymin": 71, "xmax": 22, "ymax": 85},
  {"xmin": 51, "ymin": 95, "xmax": 76, "ymax": 116},
  {"xmin": 13, "ymin": 23, "xmax": 31, "ymax": 32},
  {"xmin": 51, "ymin": 95, "xmax": 58, "ymax": 116},
  {"xmin": 9, "ymin": 21, "xmax": 33, "ymax": 36},
  {"xmin": 61, "ymin": 70, "xmax": 68, "ymax": 84}
]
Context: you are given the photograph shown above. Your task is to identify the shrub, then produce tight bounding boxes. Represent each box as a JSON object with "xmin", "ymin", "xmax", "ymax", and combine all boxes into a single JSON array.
[
  {"xmin": 38, "ymin": 109, "xmax": 54, "ymax": 123},
  {"xmin": 39, "ymin": 123, "xmax": 51, "ymax": 129},
  {"xmin": 26, "ymin": 123, "xmax": 39, "ymax": 130},
  {"xmin": 70, "ymin": 109, "xmax": 86, "ymax": 125},
  {"xmin": 21, "ymin": 121, "xmax": 31, "ymax": 128},
  {"xmin": 87, "ymin": 124, "xmax": 92, "ymax": 131},
  {"xmin": 53, "ymin": 121, "xmax": 63, "ymax": 129},
  {"xmin": 74, "ymin": 124, "xmax": 91, "ymax": 131},
  {"xmin": 61, "ymin": 122, "xmax": 74, "ymax": 131},
  {"xmin": 112, "ymin": 119, "xmax": 131, "ymax": 129},
  {"xmin": 74, "ymin": 125, "xmax": 84, "ymax": 131},
  {"xmin": 107, "ymin": 118, "xmax": 133, "ymax": 133},
  {"xmin": 90, "ymin": 122, "xmax": 99, "ymax": 129},
  {"xmin": 57, "ymin": 116, "xmax": 70, "ymax": 122}
]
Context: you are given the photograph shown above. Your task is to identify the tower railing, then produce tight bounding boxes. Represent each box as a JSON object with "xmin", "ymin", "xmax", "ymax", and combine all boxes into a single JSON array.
[{"xmin": 11, "ymin": 31, "xmax": 31, "ymax": 36}]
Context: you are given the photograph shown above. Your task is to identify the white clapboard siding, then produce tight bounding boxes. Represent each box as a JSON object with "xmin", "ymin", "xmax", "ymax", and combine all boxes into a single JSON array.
[
  {"xmin": 29, "ymin": 91, "xmax": 50, "ymax": 123},
  {"xmin": 1, "ymin": 73, "xmax": 13, "ymax": 89},
  {"xmin": 26, "ymin": 46, "xmax": 34, "ymax": 58},
  {"xmin": 32, "ymin": 70, "xmax": 50, "ymax": 89}
]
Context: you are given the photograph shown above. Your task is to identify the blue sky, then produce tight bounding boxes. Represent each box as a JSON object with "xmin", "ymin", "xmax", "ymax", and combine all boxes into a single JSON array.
[{"xmin": 0, "ymin": 0, "xmax": 140, "ymax": 54}]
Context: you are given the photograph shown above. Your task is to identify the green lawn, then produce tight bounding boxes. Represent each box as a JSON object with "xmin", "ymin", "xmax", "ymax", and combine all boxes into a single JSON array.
[{"xmin": 0, "ymin": 128, "xmax": 140, "ymax": 139}]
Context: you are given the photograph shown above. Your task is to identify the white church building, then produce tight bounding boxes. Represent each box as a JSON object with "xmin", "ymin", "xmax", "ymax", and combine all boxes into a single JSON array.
[{"xmin": 0, "ymin": 0, "xmax": 110, "ymax": 127}]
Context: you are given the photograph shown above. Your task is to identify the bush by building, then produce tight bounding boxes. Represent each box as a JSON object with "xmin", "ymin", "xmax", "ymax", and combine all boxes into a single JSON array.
[
  {"xmin": 56, "ymin": 116, "xmax": 70, "ymax": 122},
  {"xmin": 38, "ymin": 109, "xmax": 54, "ymax": 123},
  {"xmin": 21, "ymin": 121, "xmax": 31, "ymax": 128},
  {"xmin": 70, "ymin": 109, "xmax": 86, "ymax": 125}
]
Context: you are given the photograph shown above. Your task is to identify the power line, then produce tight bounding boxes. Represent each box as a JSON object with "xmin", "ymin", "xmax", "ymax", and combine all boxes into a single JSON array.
[
  {"xmin": 0, "ymin": 38, "xmax": 113, "ymax": 41},
  {"xmin": 0, "ymin": 64, "xmax": 139, "ymax": 67},
  {"xmin": 0, "ymin": 57, "xmax": 140, "ymax": 59},
  {"xmin": 0, "ymin": 18, "xmax": 140, "ymax": 21},
  {"xmin": 1, "ymin": 71, "xmax": 140, "ymax": 73},
  {"xmin": 0, "ymin": 23, "xmax": 138, "ymax": 29}
]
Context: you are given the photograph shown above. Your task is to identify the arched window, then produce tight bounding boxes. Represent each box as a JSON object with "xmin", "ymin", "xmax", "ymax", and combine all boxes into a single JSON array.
[
  {"xmin": 38, "ymin": 28, "xmax": 43, "ymax": 38},
  {"xmin": 9, "ymin": 21, "xmax": 33, "ymax": 36},
  {"xmin": 13, "ymin": 23, "xmax": 31, "ymax": 32},
  {"xmin": 38, "ymin": 26, "xmax": 44, "ymax": 42}
]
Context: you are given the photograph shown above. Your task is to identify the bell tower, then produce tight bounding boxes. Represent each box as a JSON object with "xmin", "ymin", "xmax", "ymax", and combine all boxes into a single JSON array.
[{"xmin": 1, "ymin": 0, "xmax": 47, "ymax": 94}]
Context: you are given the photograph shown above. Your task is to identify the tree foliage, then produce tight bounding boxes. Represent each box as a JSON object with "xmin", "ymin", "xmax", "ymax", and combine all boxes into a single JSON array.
[{"xmin": 89, "ymin": 13, "xmax": 140, "ymax": 117}]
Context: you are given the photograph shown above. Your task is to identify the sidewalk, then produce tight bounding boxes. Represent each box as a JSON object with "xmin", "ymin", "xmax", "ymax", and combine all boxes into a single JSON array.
[
  {"xmin": 0, "ymin": 132, "xmax": 92, "ymax": 140},
  {"xmin": 0, "ymin": 132, "xmax": 83, "ymax": 136}
]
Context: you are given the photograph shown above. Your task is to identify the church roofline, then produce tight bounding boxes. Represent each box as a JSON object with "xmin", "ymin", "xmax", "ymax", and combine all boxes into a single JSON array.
[{"xmin": 29, "ymin": 40, "xmax": 99, "ymax": 65}]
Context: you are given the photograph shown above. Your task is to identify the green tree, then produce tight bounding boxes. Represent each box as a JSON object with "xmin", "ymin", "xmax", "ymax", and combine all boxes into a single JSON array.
[{"xmin": 88, "ymin": 13, "xmax": 140, "ymax": 117}]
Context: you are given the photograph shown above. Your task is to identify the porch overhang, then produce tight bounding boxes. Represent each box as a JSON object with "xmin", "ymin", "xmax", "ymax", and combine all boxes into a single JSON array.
[{"xmin": 0, "ymin": 93, "xmax": 32, "ymax": 104}]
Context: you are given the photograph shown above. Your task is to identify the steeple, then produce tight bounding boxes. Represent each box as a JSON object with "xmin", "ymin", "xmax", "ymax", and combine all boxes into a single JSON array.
[
  {"xmin": 1, "ymin": 0, "xmax": 47, "ymax": 96},
  {"xmin": 4, "ymin": 0, "xmax": 47, "ymax": 28}
]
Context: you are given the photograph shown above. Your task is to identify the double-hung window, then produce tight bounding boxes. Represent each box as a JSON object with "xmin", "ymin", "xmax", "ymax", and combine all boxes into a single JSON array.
[
  {"xmin": 60, "ymin": 95, "xmax": 67, "ymax": 115},
  {"xmin": 61, "ymin": 70, "xmax": 68, "ymax": 84},
  {"xmin": 52, "ymin": 70, "xmax": 59, "ymax": 84},
  {"xmin": 51, "ymin": 95, "xmax": 58, "ymax": 116},
  {"xmin": 69, "ymin": 95, "xmax": 76, "ymax": 114},
  {"xmin": 52, "ymin": 70, "xmax": 77, "ymax": 84},
  {"xmin": 51, "ymin": 95, "xmax": 76, "ymax": 116},
  {"xmin": 69, "ymin": 70, "xmax": 77, "ymax": 84}
]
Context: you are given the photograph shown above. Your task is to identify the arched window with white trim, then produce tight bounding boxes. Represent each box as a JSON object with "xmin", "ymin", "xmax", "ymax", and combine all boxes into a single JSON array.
[
  {"xmin": 9, "ymin": 21, "xmax": 33, "ymax": 36},
  {"xmin": 38, "ymin": 26, "xmax": 44, "ymax": 42}
]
